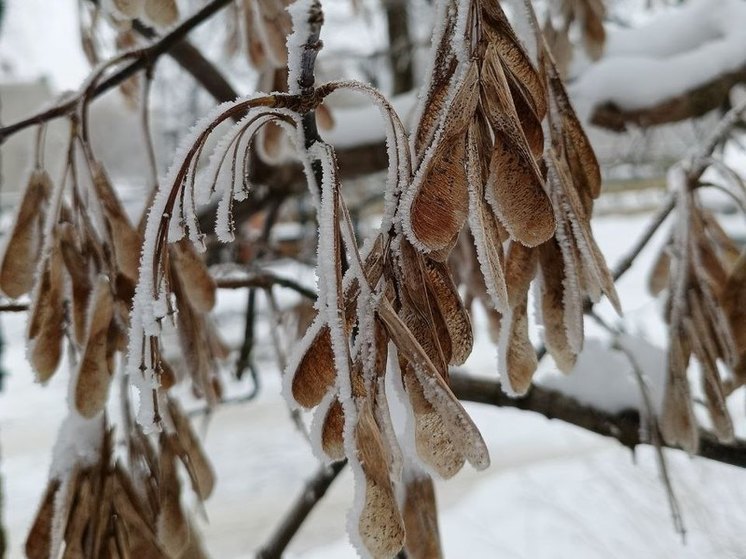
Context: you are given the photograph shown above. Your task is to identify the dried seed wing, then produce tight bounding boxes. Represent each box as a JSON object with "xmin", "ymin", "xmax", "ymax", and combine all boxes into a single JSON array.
[
  {"xmin": 504, "ymin": 241, "xmax": 537, "ymax": 309},
  {"xmin": 167, "ymin": 399, "xmax": 216, "ymax": 500},
  {"xmin": 25, "ymin": 478, "xmax": 61, "ymax": 559},
  {"xmin": 721, "ymin": 253, "xmax": 746, "ymax": 355},
  {"xmin": 413, "ymin": 15, "xmax": 457, "ymax": 156},
  {"xmin": 401, "ymin": 366, "xmax": 465, "ymax": 478},
  {"xmin": 319, "ymin": 396, "xmax": 345, "ymax": 462},
  {"xmin": 354, "ymin": 402, "xmax": 405, "ymax": 558},
  {"xmin": 402, "ymin": 472, "xmax": 443, "ymax": 559},
  {"xmin": 158, "ymin": 436, "xmax": 191, "ymax": 558},
  {"xmin": 409, "ymin": 135, "xmax": 469, "ymax": 252},
  {"xmin": 379, "ymin": 301, "xmax": 489, "ymax": 473},
  {"xmin": 539, "ymin": 241, "xmax": 577, "ymax": 373},
  {"xmin": 684, "ymin": 317, "xmax": 733, "ymax": 443},
  {"xmin": 543, "ymin": 53, "xmax": 601, "ymax": 200},
  {"xmin": 0, "ymin": 169, "xmax": 50, "ymax": 298},
  {"xmin": 481, "ymin": 1, "xmax": 546, "ymax": 119},
  {"xmin": 502, "ymin": 294, "xmax": 538, "ymax": 395},
  {"xmin": 58, "ymin": 224, "xmax": 93, "ymax": 345},
  {"xmin": 440, "ymin": 61, "xmax": 480, "ymax": 140},
  {"xmin": 256, "ymin": 0, "xmax": 292, "ymax": 67},
  {"xmin": 485, "ymin": 129, "xmax": 554, "ymax": 247},
  {"xmin": 111, "ymin": 0, "xmax": 144, "ymax": 18},
  {"xmin": 660, "ymin": 334, "xmax": 698, "ymax": 453},
  {"xmin": 466, "ymin": 121, "xmax": 509, "ymax": 312},
  {"xmin": 28, "ymin": 247, "xmax": 66, "ymax": 382},
  {"xmin": 75, "ymin": 276, "xmax": 115, "ymax": 418},
  {"xmin": 506, "ymin": 72, "xmax": 545, "ymax": 157},
  {"xmin": 63, "ymin": 475, "xmax": 93, "ymax": 559},
  {"xmin": 143, "ymin": 0, "xmax": 179, "ymax": 27},
  {"xmin": 424, "ymin": 259, "xmax": 473, "ymax": 365},
  {"xmin": 316, "ymin": 102, "xmax": 335, "ymax": 131},
  {"xmin": 648, "ymin": 245, "xmax": 671, "ymax": 297},
  {"xmin": 172, "ymin": 239, "xmax": 216, "ymax": 313},
  {"xmin": 91, "ymin": 165, "xmax": 142, "ymax": 281},
  {"xmin": 290, "ymin": 323, "xmax": 336, "ymax": 408}
]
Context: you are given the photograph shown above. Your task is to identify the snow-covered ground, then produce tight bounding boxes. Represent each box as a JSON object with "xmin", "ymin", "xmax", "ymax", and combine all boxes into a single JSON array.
[{"xmin": 3, "ymin": 203, "xmax": 746, "ymax": 558}]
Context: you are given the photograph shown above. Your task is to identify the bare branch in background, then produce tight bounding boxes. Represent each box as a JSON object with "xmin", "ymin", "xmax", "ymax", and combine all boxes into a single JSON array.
[{"xmin": 590, "ymin": 65, "xmax": 746, "ymax": 132}]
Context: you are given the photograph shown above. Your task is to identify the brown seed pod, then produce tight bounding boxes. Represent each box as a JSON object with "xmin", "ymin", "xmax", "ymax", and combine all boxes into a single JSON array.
[
  {"xmin": 143, "ymin": 0, "xmax": 179, "ymax": 27},
  {"xmin": 379, "ymin": 300, "xmax": 489, "ymax": 475},
  {"xmin": 539, "ymin": 241, "xmax": 577, "ymax": 373},
  {"xmin": 660, "ymin": 334, "xmax": 698, "ymax": 453},
  {"xmin": 75, "ymin": 276, "xmax": 115, "ymax": 418},
  {"xmin": 504, "ymin": 294, "xmax": 538, "ymax": 395},
  {"xmin": 409, "ymin": 136, "xmax": 469, "ymax": 253},
  {"xmin": 354, "ymin": 401, "xmax": 405, "ymax": 558},
  {"xmin": 111, "ymin": 0, "xmax": 145, "ymax": 18},
  {"xmin": 320, "ymin": 397, "xmax": 345, "ymax": 461},
  {"xmin": 28, "ymin": 246, "xmax": 66, "ymax": 382},
  {"xmin": 58, "ymin": 223, "xmax": 93, "ymax": 345},
  {"xmin": 167, "ymin": 399, "xmax": 216, "ymax": 500},
  {"xmin": 25, "ymin": 478, "xmax": 61, "ymax": 559},
  {"xmin": 158, "ymin": 435, "xmax": 191, "ymax": 558},
  {"xmin": 402, "ymin": 473, "xmax": 443, "ymax": 559},
  {"xmin": 91, "ymin": 164, "xmax": 142, "ymax": 282},
  {"xmin": 172, "ymin": 239, "xmax": 216, "ymax": 313},
  {"xmin": 291, "ymin": 324, "xmax": 336, "ymax": 408},
  {"xmin": 423, "ymin": 259, "xmax": 473, "ymax": 365},
  {"xmin": 0, "ymin": 169, "xmax": 50, "ymax": 298}
]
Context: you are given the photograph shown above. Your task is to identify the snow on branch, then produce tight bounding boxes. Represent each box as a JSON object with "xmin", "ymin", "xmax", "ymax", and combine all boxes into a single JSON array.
[{"xmin": 572, "ymin": 0, "xmax": 746, "ymax": 131}]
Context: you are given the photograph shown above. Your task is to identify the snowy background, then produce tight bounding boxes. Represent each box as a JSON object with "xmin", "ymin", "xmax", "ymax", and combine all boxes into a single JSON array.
[{"xmin": 2, "ymin": 0, "xmax": 746, "ymax": 558}]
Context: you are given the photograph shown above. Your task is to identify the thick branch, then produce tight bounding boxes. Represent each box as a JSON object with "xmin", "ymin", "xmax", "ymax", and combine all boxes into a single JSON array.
[
  {"xmin": 131, "ymin": 20, "xmax": 238, "ymax": 104},
  {"xmin": 590, "ymin": 65, "xmax": 746, "ymax": 132},
  {"xmin": 449, "ymin": 373, "xmax": 746, "ymax": 469}
]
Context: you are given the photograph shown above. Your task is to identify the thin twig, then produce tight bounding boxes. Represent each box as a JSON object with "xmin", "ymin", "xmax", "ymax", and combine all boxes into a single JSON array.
[
  {"xmin": 613, "ymin": 338, "xmax": 687, "ymax": 541},
  {"xmin": 255, "ymin": 461, "xmax": 347, "ymax": 559},
  {"xmin": 215, "ymin": 273, "xmax": 317, "ymax": 301}
]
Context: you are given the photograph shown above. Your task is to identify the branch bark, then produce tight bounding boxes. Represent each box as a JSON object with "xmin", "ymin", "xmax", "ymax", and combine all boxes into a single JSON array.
[{"xmin": 449, "ymin": 373, "xmax": 746, "ymax": 469}]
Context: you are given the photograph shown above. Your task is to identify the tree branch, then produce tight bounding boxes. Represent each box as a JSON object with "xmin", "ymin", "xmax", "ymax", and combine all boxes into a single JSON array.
[
  {"xmin": 131, "ymin": 20, "xmax": 238, "ymax": 104},
  {"xmin": 215, "ymin": 273, "xmax": 317, "ymax": 301},
  {"xmin": 589, "ymin": 65, "xmax": 746, "ymax": 132},
  {"xmin": 0, "ymin": 0, "xmax": 235, "ymax": 143},
  {"xmin": 255, "ymin": 461, "xmax": 347, "ymax": 559},
  {"xmin": 449, "ymin": 373, "xmax": 746, "ymax": 469}
]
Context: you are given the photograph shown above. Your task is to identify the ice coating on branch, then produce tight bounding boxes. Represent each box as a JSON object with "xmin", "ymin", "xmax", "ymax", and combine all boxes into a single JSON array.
[
  {"xmin": 127, "ymin": 94, "xmax": 269, "ymax": 431},
  {"xmin": 333, "ymin": 81, "xmax": 412, "ymax": 231},
  {"xmin": 286, "ymin": 0, "xmax": 315, "ymax": 95}
]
